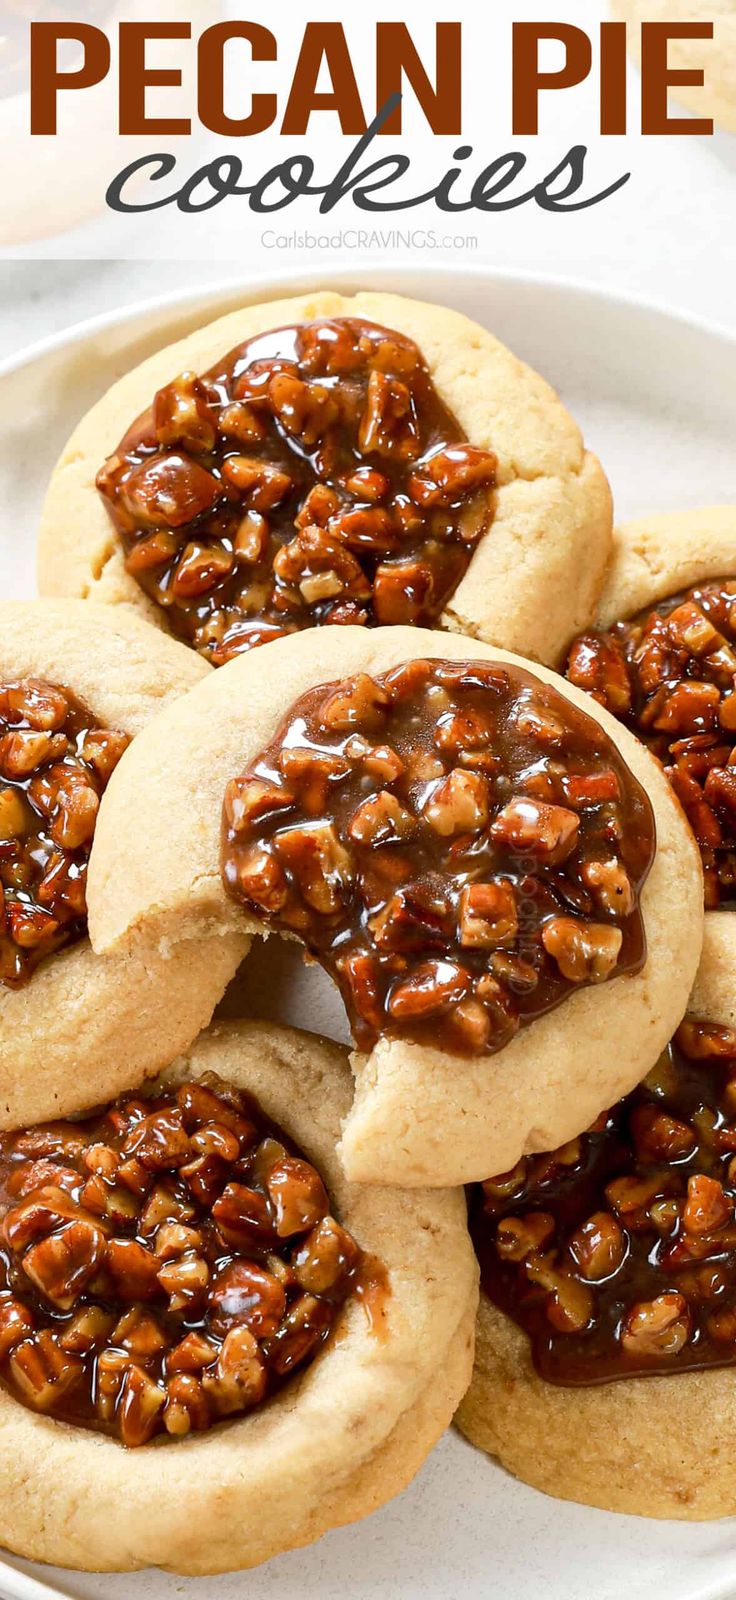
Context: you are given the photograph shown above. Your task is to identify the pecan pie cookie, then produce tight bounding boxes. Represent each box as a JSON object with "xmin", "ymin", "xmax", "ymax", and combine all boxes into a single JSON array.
[
  {"xmin": 0, "ymin": 601, "xmax": 245, "ymax": 1128},
  {"xmin": 37, "ymin": 290, "xmax": 612, "ymax": 668},
  {"xmin": 611, "ymin": 0, "xmax": 736, "ymax": 132},
  {"xmin": 456, "ymin": 915, "xmax": 736, "ymax": 1519},
  {"xmin": 564, "ymin": 507, "xmax": 736, "ymax": 912},
  {"xmin": 85, "ymin": 625, "xmax": 702, "ymax": 1188},
  {"xmin": 0, "ymin": 1020, "xmax": 477, "ymax": 1573}
]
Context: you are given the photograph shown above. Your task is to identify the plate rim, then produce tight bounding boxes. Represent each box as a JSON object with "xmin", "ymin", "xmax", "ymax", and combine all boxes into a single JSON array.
[{"xmin": 1, "ymin": 259, "xmax": 735, "ymax": 385}]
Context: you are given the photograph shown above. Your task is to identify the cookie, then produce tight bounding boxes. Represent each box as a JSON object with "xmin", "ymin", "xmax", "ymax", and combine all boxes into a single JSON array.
[
  {"xmin": 456, "ymin": 915, "xmax": 736, "ymax": 1519},
  {"xmin": 0, "ymin": 1020, "xmax": 477, "ymax": 1573},
  {"xmin": 38, "ymin": 290, "xmax": 612, "ymax": 668},
  {"xmin": 85, "ymin": 625, "xmax": 702, "ymax": 1187},
  {"xmin": 0, "ymin": 600, "xmax": 245, "ymax": 1127},
  {"xmin": 564, "ymin": 506, "xmax": 736, "ymax": 911}
]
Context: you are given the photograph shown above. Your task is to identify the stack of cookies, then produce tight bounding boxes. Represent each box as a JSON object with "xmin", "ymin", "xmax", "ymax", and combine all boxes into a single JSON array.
[{"xmin": 0, "ymin": 289, "xmax": 733, "ymax": 1573}]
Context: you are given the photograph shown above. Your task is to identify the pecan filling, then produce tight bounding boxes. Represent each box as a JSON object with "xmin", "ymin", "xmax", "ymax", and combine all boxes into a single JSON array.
[
  {"xmin": 565, "ymin": 580, "xmax": 736, "ymax": 908},
  {"xmin": 0, "ymin": 679, "xmax": 129, "ymax": 988},
  {"xmin": 96, "ymin": 318, "xmax": 497, "ymax": 664},
  {"xmin": 221, "ymin": 658, "xmax": 655, "ymax": 1057},
  {"xmin": 470, "ymin": 1019, "xmax": 736, "ymax": 1383},
  {"xmin": 0, "ymin": 1074, "xmax": 363, "ymax": 1446}
]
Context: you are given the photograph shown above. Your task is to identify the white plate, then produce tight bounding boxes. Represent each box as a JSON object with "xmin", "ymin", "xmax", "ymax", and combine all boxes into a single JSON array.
[{"xmin": 0, "ymin": 265, "xmax": 735, "ymax": 1600}]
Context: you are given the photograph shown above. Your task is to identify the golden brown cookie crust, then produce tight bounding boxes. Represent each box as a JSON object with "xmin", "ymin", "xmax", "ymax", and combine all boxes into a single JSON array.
[
  {"xmin": 37, "ymin": 289, "xmax": 612, "ymax": 667},
  {"xmin": 455, "ymin": 915, "xmax": 736, "ymax": 1520},
  {"xmin": 86, "ymin": 624, "xmax": 703, "ymax": 1188},
  {"xmin": 611, "ymin": 0, "xmax": 736, "ymax": 132},
  {"xmin": 0, "ymin": 600, "xmax": 246, "ymax": 1127},
  {"xmin": 0, "ymin": 1021, "xmax": 478, "ymax": 1574},
  {"xmin": 596, "ymin": 505, "xmax": 736, "ymax": 628}
]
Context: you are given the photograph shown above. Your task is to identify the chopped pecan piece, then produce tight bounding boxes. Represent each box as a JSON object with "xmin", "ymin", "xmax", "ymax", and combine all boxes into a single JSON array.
[
  {"xmin": 490, "ymin": 797, "xmax": 579, "ymax": 864},
  {"xmin": 105, "ymin": 1238, "xmax": 161, "ymax": 1301},
  {"xmin": 0, "ymin": 1296, "xmax": 34, "ymax": 1359},
  {"xmin": 269, "ymin": 372, "xmax": 338, "ymax": 446},
  {"xmin": 167, "ymin": 1332, "xmax": 219, "ymax": 1374},
  {"xmin": 581, "ymin": 857, "xmax": 634, "ymax": 917},
  {"xmin": 122, "ymin": 452, "xmax": 220, "ymax": 527},
  {"xmin": 423, "ymin": 769, "xmax": 489, "ymax": 836},
  {"xmin": 172, "ymin": 542, "xmax": 233, "ymax": 600},
  {"xmin": 153, "ymin": 371, "xmax": 216, "ymax": 453},
  {"xmin": 164, "ymin": 1372, "xmax": 211, "ymax": 1435},
  {"xmin": 407, "ymin": 445, "xmax": 496, "ymax": 507},
  {"xmin": 683, "ymin": 1173, "xmax": 731, "ymax": 1235},
  {"xmin": 388, "ymin": 959, "xmax": 470, "ymax": 1020},
  {"xmin": 23, "ymin": 1220, "xmax": 105, "ymax": 1310},
  {"xmin": 157, "ymin": 1253, "xmax": 210, "ymax": 1311},
  {"xmin": 220, "ymin": 455, "xmax": 291, "ymax": 508},
  {"xmin": 542, "ymin": 917, "xmax": 623, "ymax": 983},
  {"xmin": 201, "ymin": 1325, "xmax": 267, "ymax": 1415},
  {"xmin": 525, "ymin": 1254, "xmax": 593, "ymax": 1334},
  {"xmin": 320, "ymin": 673, "xmax": 389, "ymax": 732},
  {"xmin": 122, "ymin": 1109, "xmax": 192, "ymax": 1172},
  {"xmin": 621, "ymin": 1293, "xmax": 691, "ymax": 1358},
  {"xmin": 266, "ymin": 1293, "xmax": 333, "ymax": 1375},
  {"xmin": 118, "ymin": 1364, "xmax": 167, "ymax": 1448},
  {"xmin": 10, "ymin": 1330, "xmax": 82, "ymax": 1409},
  {"xmin": 494, "ymin": 1213, "xmax": 555, "ymax": 1261},
  {"xmin": 209, "ymin": 1260, "xmax": 286, "ymax": 1339},
  {"xmin": 266, "ymin": 1157, "xmax": 329, "ymax": 1238},
  {"xmin": 275, "ymin": 821, "xmax": 353, "ymax": 913},
  {"xmin": 348, "ymin": 791, "xmax": 414, "ymax": 846},
  {"xmin": 113, "ymin": 1308, "xmax": 168, "ymax": 1359},
  {"xmin": 630, "ymin": 1104, "xmax": 695, "ymax": 1161},
  {"xmin": 358, "ymin": 370, "xmax": 420, "ymax": 459},
  {"xmin": 212, "ymin": 1182, "xmax": 274, "ymax": 1250},
  {"xmin": 459, "ymin": 882, "xmax": 518, "ymax": 948},
  {"xmin": 293, "ymin": 1215, "xmax": 361, "ymax": 1295},
  {"xmin": 568, "ymin": 1212, "xmax": 625, "ymax": 1281}
]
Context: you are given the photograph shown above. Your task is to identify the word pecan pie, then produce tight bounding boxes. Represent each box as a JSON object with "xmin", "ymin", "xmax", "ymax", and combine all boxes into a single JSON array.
[
  {"xmin": 0, "ymin": 1021, "xmax": 477, "ymax": 1573},
  {"xmin": 565, "ymin": 507, "xmax": 736, "ymax": 910},
  {"xmin": 0, "ymin": 601, "xmax": 245, "ymax": 1129},
  {"xmin": 38, "ymin": 290, "xmax": 612, "ymax": 667},
  {"xmin": 456, "ymin": 917, "xmax": 736, "ymax": 1520},
  {"xmin": 84, "ymin": 627, "xmax": 703, "ymax": 1189}
]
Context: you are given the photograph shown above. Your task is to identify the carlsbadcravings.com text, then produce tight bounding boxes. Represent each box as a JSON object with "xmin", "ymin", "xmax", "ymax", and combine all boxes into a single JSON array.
[
  {"xmin": 261, "ymin": 231, "xmax": 479, "ymax": 251},
  {"xmin": 107, "ymin": 101, "xmax": 629, "ymax": 215}
]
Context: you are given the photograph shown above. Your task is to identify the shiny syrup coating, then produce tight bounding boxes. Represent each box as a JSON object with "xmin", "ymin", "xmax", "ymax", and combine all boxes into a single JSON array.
[
  {"xmin": 565, "ymin": 579, "xmax": 736, "ymax": 908},
  {"xmin": 221, "ymin": 657, "xmax": 655, "ymax": 1057},
  {"xmin": 470, "ymin": 1019, "xmax": 736, "ymax": 1384},
  {"xmin": 0, "ymin": 1074, "xmax": 367, "ymax": 1446},
  {"xmin": 96, "ymin": 318, "xmax": 497, "ymax": 665},
  {"xmin": 0, "ymin": 679, "xmax": 130, "ymax": 988}
]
